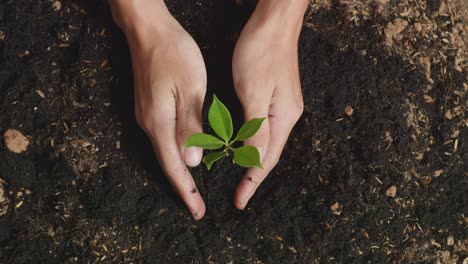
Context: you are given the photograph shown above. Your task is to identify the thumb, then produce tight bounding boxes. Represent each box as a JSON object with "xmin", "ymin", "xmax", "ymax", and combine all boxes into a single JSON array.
[
  {"xmin": 176, "ymin": 93, "xmax": 205, "ymax": 167},
  {"xmin": 241, "ymin": 99, "xmax": 270, "ymax": 161},
  {"xmin": 233, "ymin": 96, "xmax": 270, "ymax": 209}
]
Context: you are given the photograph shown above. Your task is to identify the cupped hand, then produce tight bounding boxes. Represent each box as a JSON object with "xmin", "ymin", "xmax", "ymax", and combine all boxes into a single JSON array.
[
  {"xmin": 113, "ymin": 2, "xmax": 207, "ymax": 219},
  {"xmin": 232, "ymin": 1, "xmax": 308, "ymax": 209}
]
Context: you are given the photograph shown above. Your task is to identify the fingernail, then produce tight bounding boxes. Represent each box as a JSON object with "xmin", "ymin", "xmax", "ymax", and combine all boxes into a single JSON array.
[
  {"xmin": 190, "ymin": 206, "xmax": 202, "ymax": 220},
  {"xmin": 192, "ymin": 211, "xmax": 201, "ymax": 220},
  {"xmin": 184, "ymin": 147, "xmax": 202, "ymax": 167},
  {"xmin": 235, "ymin": 198, "xmax": 247, "ymax": 210},
  {"xmin": 257, "ymin": 147, "xmax": 264, "ymax": 161},
  {"xmin": 236, "ymin": 177, "xmax": 258, "ymax": 210},
  {"xmin": 239, "ymin": 199, "xmax": 248, "ymax": 210},
  {"xmin": 237, "ymin": 191, "xmax": 253, "ymax": 210}
]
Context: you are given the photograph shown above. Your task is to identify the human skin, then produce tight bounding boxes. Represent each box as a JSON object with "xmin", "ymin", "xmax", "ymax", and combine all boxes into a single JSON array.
[
  {"xmin": 109, "ymin": 0, "xmax": 308, "ymax": 219},
  {"xmin": 232, "ymin": 0, "xmax": 308, "ymax": 209}
]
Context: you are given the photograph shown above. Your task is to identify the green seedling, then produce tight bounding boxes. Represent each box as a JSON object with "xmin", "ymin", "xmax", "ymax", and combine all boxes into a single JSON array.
[{"xmin": 184, "ymin": 95, "xmax": 266, "ymax": 170}]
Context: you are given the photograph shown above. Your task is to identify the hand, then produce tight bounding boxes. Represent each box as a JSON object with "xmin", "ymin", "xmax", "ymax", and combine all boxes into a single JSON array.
[
  {"xmin": 232, "ymin": 1, "xmax": 308, "ymax": 209},
  {"xmin": 110, "ymin": 0, "xmax": 206, "ymax": 219}
]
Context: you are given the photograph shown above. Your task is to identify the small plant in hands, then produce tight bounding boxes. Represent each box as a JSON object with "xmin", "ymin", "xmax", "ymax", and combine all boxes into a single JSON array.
[{"xmin": 184, "ymin": 95, "xmax": 266, "ymax": 170}]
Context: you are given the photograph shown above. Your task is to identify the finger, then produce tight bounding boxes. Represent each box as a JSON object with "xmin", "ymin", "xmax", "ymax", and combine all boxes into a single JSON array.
[
  {"xmin": 176, "ymin": 89, "xmax": 205, "ymax": 167},
  {"xmin": 143, "ymin": 96, "xmax": 206, "ymax": 220},
  {"xmin": 234, "ymin": 93, "xmax": 302, "ymax": 209},
  {"xmin": 238, "ymin": 88, "xmax": 272, "ymax": 160},
  {"xmin": 233, "ymin": 124, "xmax": 289, "ymax": 209},
  {"xmin": 152, "ymin": 124, "xmax": 206, "ymax": 220}
]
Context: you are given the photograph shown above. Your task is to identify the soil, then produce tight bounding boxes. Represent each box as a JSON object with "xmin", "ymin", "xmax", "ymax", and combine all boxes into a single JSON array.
[{"xmin": 0, "ymin": 0, "xmax": 466, "ymax": 263}]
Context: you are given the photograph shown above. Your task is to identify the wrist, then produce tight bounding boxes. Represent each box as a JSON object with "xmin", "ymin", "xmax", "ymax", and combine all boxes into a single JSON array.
[
  {"xmin": 109, "ymin": 0, "xmax": 176, "ymax": 39},
  {"xmin": 253, "ymin": 0, "xmax": 309, "ymax": 27},
  {"xmin": 251, "ymin": 0, "xmax": 308, "ymax": 35}
]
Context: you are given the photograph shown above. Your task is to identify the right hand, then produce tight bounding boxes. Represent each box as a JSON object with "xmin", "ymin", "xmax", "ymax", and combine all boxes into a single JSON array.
[
  {"xmin": 231, "ymin": 0, "xmax": 307, "ymax": 209},
  {"xmin": 110, "ymin": 0, "xmax": 207, "ymax": 220}
]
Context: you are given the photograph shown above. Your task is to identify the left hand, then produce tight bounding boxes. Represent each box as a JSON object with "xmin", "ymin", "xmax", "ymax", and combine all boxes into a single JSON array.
[{"xmin": 232, "ymin": 0, "xmax": 308, "ymax": 209}]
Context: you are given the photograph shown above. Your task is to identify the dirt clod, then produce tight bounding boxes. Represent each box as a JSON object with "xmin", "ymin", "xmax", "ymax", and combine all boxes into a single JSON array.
[
  {"xmin": 386, "ymin": 185, "xmax": 397, "ymax": 197},
  {"xmin": 447, "ymin": 236, "xmax": 454, "ymax": 246},
  {"xmin": 3, "ymin": 129, "xmax": 29, "ymax": 153},
  {"xmin": 330, "ymin": 202, "xmax": 342, "ymax": 216},
  {"xmin": 344, "ymin": 105, "xmax": 354, "ymax": 116},
  {"xmin": 421, "ymin": 176, "xmax": 432, "ymax": 186},
  {"xmin": 445, "ymin": 106, "xmax": 462, "ymax": 120},
  {"xmin": 52, "ymin": 1, "xmax": 61, "ymax": 11},
  {"xmin": 384, "ymin": 18, "xmax": 408, "ymax": 43},
  {"xmin": 433, "ymin": 170, "xmax": 443, "ymax": 177}
]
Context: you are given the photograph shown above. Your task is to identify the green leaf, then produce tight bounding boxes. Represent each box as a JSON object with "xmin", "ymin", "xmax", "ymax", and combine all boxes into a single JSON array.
[
  {"xmin": 202, "ymin": 151, "xmax": 226, "ymax": 170},
  {"xmin": 232, "ymin": 146, "xmax": 263, "ymax": 169},
  {"xmin": 184, "ymin": 133, "xmax": 225, "ymax": 150},
  {"xmin": 234, "ymin": 118, "xmax": 266, "ymax": 141},
  {"xmin": 208, "ymin": 95, "xmax": 233, "ymax": 142}
]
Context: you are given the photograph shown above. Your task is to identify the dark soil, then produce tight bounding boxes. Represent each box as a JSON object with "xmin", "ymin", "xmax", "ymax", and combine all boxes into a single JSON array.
[{"xmin": 0, "ymin": 0, "xmax": 466, "ymax": 263}]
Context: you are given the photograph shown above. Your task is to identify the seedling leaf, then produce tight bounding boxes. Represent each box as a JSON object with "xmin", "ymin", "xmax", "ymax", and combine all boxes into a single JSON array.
[
  {"xmin": 208, "ymin": 95, "xmax": 233, "ymax": 142},
  {"xmin": 202, "ymin": 151, "xmax": 226, "ymax": 170},
  {"xmin": 184, "ymin": 133, "xmax": 225, "ymax": 150},
  {"xmin": 234, "ymin": 118, "xmax": 266, "ymax": 141},
  {"xmin": 232, "ymin": 146, "xmax": 263, "ymax": 169},
  {"xmin": 185, "ymin": 95, "xmax": 266, "ymax": 171}
]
